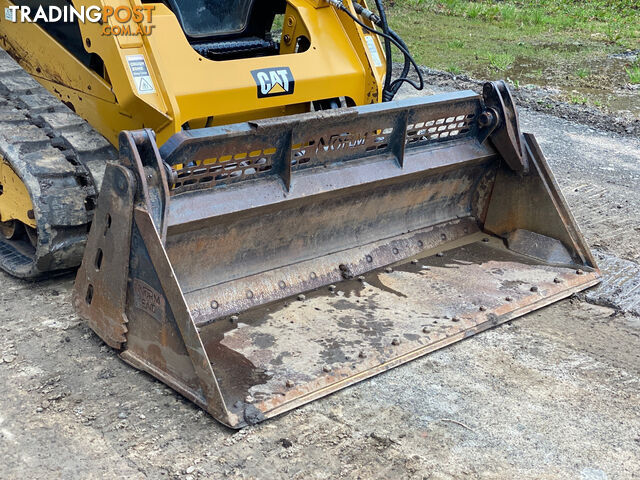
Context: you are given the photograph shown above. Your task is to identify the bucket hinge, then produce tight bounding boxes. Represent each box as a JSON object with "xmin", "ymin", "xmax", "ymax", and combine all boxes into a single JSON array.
[{"xmin": 481, "ymin": 80, "xmax": 529, "ymax": 173}]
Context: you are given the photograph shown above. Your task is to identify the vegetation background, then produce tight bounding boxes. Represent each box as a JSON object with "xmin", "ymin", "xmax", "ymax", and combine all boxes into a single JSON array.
[{"xmin": 383, "ymin": 0, "xmax": 639, "ymax": 114}]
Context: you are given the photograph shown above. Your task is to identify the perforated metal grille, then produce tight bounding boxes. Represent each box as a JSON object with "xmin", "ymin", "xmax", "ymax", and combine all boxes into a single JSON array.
[
  {"xmin": 291, "ymin": 126, "xmax": 395, "ymax": 170},
  {"xmin": 171, "ymin": 147, "xmax": 276, "ymax": 195},
  {"xmin": 290, "ymin": 111, "xmax": 476, "ymax": 170},
  {"xmin": 407, "ymin": 113, "xmax": 475, "ymax": 145},
  {"xmin": 169, "ymin": 107, "xmax": 477, "ymax": 195}
]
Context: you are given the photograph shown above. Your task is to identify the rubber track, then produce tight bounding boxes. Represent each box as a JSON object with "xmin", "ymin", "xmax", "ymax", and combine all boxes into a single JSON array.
[{"xmin": 0, "ymin": 49, "xmax": 117, "ymax": 279}]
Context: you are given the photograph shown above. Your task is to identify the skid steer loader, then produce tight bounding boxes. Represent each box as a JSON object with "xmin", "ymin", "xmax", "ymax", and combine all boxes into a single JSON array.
[{"xmin": 0, "ymin": 0, "xmax": 599, "ymax": 427}]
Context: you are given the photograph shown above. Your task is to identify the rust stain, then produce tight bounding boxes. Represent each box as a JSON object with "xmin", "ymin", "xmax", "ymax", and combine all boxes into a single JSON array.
[{"xmin": 191, "ymin": 238, "xmax": 600, "ymax": 414}]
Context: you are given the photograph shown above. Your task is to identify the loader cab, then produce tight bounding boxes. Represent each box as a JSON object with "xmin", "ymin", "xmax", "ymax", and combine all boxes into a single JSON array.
[
  {"xmin": 161, "ymin": 0, "xmax": 296, "ymax": 60},
  {"xmin": 165, "ymin": 0, "xmax": 269, "ymax": 38},
  {"xmin": 20, "ymin": 0, "xmax": 297, "ymax": 72}
]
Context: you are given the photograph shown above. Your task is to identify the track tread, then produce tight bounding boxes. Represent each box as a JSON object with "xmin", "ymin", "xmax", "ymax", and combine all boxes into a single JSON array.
[{"xmin": 0, "ymin": 49, "xmax": 117, "ymax": 278}]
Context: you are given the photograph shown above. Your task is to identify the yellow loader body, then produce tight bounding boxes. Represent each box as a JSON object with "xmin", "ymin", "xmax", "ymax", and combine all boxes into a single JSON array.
[{"xmin": 0, "ymin": 0, "xmax": 385, "ymax": 146}]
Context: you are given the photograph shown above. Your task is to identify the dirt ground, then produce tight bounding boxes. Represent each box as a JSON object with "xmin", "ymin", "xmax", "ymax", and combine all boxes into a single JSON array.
[{"xmin": 1, "ymin": 83, "xmax": 639, "ymax": 479}]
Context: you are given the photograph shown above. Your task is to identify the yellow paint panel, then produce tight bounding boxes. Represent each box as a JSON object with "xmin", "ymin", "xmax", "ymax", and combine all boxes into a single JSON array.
[
  {"xmin": 0, "ymin": 159, "xmax": 36, "ymax": 228},
  {"xmin": 1, "ymin": 0, "xmax": 385, "ymax": 150}
]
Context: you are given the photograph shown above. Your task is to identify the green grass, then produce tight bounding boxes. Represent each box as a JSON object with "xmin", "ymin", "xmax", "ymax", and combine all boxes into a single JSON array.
[
  {"xmin": 569, "ymin": 93, "xmax": 588, "ymax": 105},
  {"xmin": 383, "ymin": 0, "xmax": 639, "ymax": 116},
  {"xmin": 487, "ymin": 52, "xmax": 514, "ymax": 71},
  {"xmin": 575, "ymin": 68, "xmax": 591, "ymax": 79},
  {"xmin": 604, "ymin": 24, "xmax": 624, "ymax": 44},
  {"xmin": 446, "ymin": 39, "xmax": 465, "ymax": 49},
  {"xmin": 530, "ymin": 68, "xmax": 544, "ymax": 79},
  {"xmin": 465, "ymin": 3, "xmax": 483, "ymax": 19},
  {"xmin": 384, "ymin": 0, "xmax": 638, "ymax": 87},
  {"xmin": 386, "ymin": 0, "xmax": 639, "ymax": 51},
  {"xmin": 500, "ymin": 5, "xmax": 517, "ymax": 23},
  {"xmin": 626, "ymin": 65, "xmax": 640, "ymax": 84}
]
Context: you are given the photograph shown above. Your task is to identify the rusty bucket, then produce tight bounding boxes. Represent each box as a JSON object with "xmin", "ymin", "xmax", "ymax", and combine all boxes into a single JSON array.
[{"xmin": 74, "ymin": 82, "xmax": 599, "ymax": 428}]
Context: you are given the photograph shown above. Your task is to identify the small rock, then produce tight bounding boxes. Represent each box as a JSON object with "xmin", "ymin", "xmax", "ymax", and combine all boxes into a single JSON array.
[
  {"xmin": 2, "ymin": 355, "xmax": 15, "ymax": 364},
  {"xmin": 297, "ymin": 294, "xmax": 306, "ymax": 301},
  {"xmin": 48, "ymin": 392, "xmax": 64, "ymax": 401},
  {"xmin": 279, "ymin": 438, "xmax": 293, "ymax": 448},
  {"xmin": 185, "ymin": 466, "xmax": 195, "ymax": 474},
  {"xmin": 138, "ymin": 414, "xmax": 146, "ymax": 420},
  {"xmin": 118, "ymin": 412, "xmax": 128, "ymax": 419}
]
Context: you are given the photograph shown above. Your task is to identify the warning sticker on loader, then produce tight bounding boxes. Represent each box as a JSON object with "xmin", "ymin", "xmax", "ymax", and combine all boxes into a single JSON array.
[
  {"xmin": 365, "ymin": 36, "xmax": 383, "ymax": 68},
  {"xmin": 126, "ymin": 54, "xmax": 156, "ymax": 94}
]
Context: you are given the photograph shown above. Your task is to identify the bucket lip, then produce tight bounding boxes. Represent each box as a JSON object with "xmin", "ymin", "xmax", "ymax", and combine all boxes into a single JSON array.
[{"xmin": 259, "ymin": 274, "xmax": 601, "ymax": 424}]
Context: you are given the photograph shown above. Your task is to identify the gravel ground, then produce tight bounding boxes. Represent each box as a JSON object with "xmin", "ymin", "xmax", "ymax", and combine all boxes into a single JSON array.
[{"xmin": 1, "ymin": 81, "xmax": 639, "ymax": 479}]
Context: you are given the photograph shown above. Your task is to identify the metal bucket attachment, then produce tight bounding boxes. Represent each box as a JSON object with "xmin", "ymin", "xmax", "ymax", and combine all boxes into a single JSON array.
[{"xmin": 74, "ymin": 82, "xmax": 600, "ymax": 428}]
